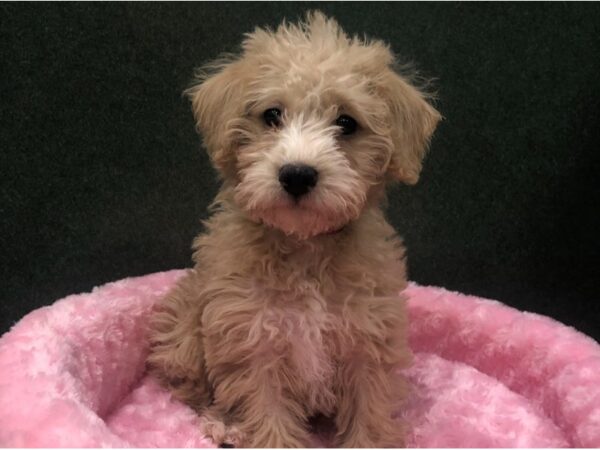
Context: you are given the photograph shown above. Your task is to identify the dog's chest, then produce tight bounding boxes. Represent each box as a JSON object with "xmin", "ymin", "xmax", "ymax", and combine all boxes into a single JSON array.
[{"xmin": 260, "ymin": 292, "xmax": 346, "ymax": 412}]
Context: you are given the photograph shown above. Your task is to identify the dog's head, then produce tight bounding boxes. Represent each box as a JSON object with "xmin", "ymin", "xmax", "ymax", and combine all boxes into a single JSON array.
[{"xmin": 187, "ymin": 12, "xmax": 440, "ymax": 239}]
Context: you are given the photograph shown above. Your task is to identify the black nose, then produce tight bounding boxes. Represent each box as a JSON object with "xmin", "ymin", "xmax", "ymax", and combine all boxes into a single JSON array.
[{"xmin": 278, "ymin": 164, "xmax": 318, "ymax": 198}]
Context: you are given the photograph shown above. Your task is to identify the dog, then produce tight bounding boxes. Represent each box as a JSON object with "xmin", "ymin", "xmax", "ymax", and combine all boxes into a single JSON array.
[{"xmin": 147, "ymin": 11, "xmax": 440, "ymax": 448}]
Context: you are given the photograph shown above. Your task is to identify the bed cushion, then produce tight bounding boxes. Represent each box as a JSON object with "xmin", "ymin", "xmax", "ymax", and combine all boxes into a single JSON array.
[{"xmin": 0, "ymin": 270, "xmax": 598, "ymax": 447}]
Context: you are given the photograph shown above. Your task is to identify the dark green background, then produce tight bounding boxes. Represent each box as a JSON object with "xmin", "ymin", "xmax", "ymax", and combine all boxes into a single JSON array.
[{"xmin": 1, "ymin": 3, "xmax": 599, "ymax": 341}]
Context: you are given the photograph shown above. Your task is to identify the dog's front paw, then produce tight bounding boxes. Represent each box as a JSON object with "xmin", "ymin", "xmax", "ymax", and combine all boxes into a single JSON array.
[
  {"xmin": 200, "ymin": 414, "xmax": 246, "ymax": 448},
  {"xmin": 249, "ymin": 433, "xmax": 310, "ymax": 449}
]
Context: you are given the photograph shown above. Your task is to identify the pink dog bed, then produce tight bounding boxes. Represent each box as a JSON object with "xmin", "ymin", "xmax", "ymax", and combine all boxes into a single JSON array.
[{"xmin": 1, "ymin": 270, "xmax": 599, "ymax": 448}]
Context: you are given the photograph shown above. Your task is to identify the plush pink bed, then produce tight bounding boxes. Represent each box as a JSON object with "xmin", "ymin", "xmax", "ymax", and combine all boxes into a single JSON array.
[{"xmin": 0, "ymin": 270, "xmax": 599, "ymax": 447}]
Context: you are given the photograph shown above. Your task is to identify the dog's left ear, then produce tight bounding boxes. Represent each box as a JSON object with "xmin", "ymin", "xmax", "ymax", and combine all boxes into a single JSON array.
[{"xmin": 380, "ymin": 70, "xmax": 441, "ymax": 185}]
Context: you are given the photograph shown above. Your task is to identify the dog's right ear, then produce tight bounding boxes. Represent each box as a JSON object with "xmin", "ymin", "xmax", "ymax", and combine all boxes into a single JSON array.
[{"xmin": 185, "ymin": 59, "xmax": 246, "ymax": 177}]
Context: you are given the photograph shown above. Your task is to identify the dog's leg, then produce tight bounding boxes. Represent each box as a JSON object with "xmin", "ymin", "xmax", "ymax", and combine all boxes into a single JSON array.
[
  {"xmin": 147, "ymin": 272, "xmax": 212, "ymax": 410},
  {"xmin": 215, "ymin": 372, "xmax": 310, "ymax": 448},
  {"xmin": 334, "ymin": 359, "xmax": 406, "ymax": 448},
  {"xmin": 208, "ymin": 366, "xmax": 312, "ymax": 448}
]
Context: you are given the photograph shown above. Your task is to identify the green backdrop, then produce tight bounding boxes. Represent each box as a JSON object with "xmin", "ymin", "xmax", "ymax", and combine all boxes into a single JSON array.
[{"xmin": 1, "ymin": 2, "xmax": 599, "ymax": 341}]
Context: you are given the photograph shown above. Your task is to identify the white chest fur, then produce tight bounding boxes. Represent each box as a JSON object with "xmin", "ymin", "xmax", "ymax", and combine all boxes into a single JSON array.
[{"xmin": 250, "ymin": 288, "xmax": 344, "ymax": 415}]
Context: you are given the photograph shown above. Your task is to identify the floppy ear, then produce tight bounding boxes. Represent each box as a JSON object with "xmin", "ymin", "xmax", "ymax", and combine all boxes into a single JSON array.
[
  {"xmin": 185, "ymin": 59, "xmax": 246, "ymax": 177},
  {"xmin": 380, "ymin": 70, "xmax": 441, "ymax": 184}
]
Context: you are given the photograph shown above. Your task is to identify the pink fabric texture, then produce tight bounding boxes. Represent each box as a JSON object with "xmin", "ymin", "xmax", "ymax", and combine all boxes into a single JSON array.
[{"xmin": 0, "ymin": 270, "xmax": 598, "ymax": 448}]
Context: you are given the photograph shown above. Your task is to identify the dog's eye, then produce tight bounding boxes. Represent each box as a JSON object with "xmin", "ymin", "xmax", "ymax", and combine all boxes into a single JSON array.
[
  {"xmin": 263, "ymin": 108, "xmax": 282, "ymax": 128},
  {"xmin": 335, "ymin": 115, "xmax": 358, "ymax": 135}
]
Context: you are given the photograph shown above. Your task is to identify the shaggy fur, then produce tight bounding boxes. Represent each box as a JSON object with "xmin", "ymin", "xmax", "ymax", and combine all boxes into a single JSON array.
[{"xmin": 147, "ymin": 12, "xmax": 440, "ymax": 448}]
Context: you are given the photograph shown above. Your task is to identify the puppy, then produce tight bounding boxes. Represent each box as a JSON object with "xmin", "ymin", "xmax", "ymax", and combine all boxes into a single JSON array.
[{"xmin": 147, "ymin": 11, "xmax": 440, "ymax": 448}]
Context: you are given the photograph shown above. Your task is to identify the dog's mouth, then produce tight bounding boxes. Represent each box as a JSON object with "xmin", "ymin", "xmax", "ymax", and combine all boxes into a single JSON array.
[
  {"xmin": 319, "ymin": 225, "xmax": 345, "ymax": 235},
  {"xmin": 249, "ymin": 202, "xmax": 350, "ymax": 239}
]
